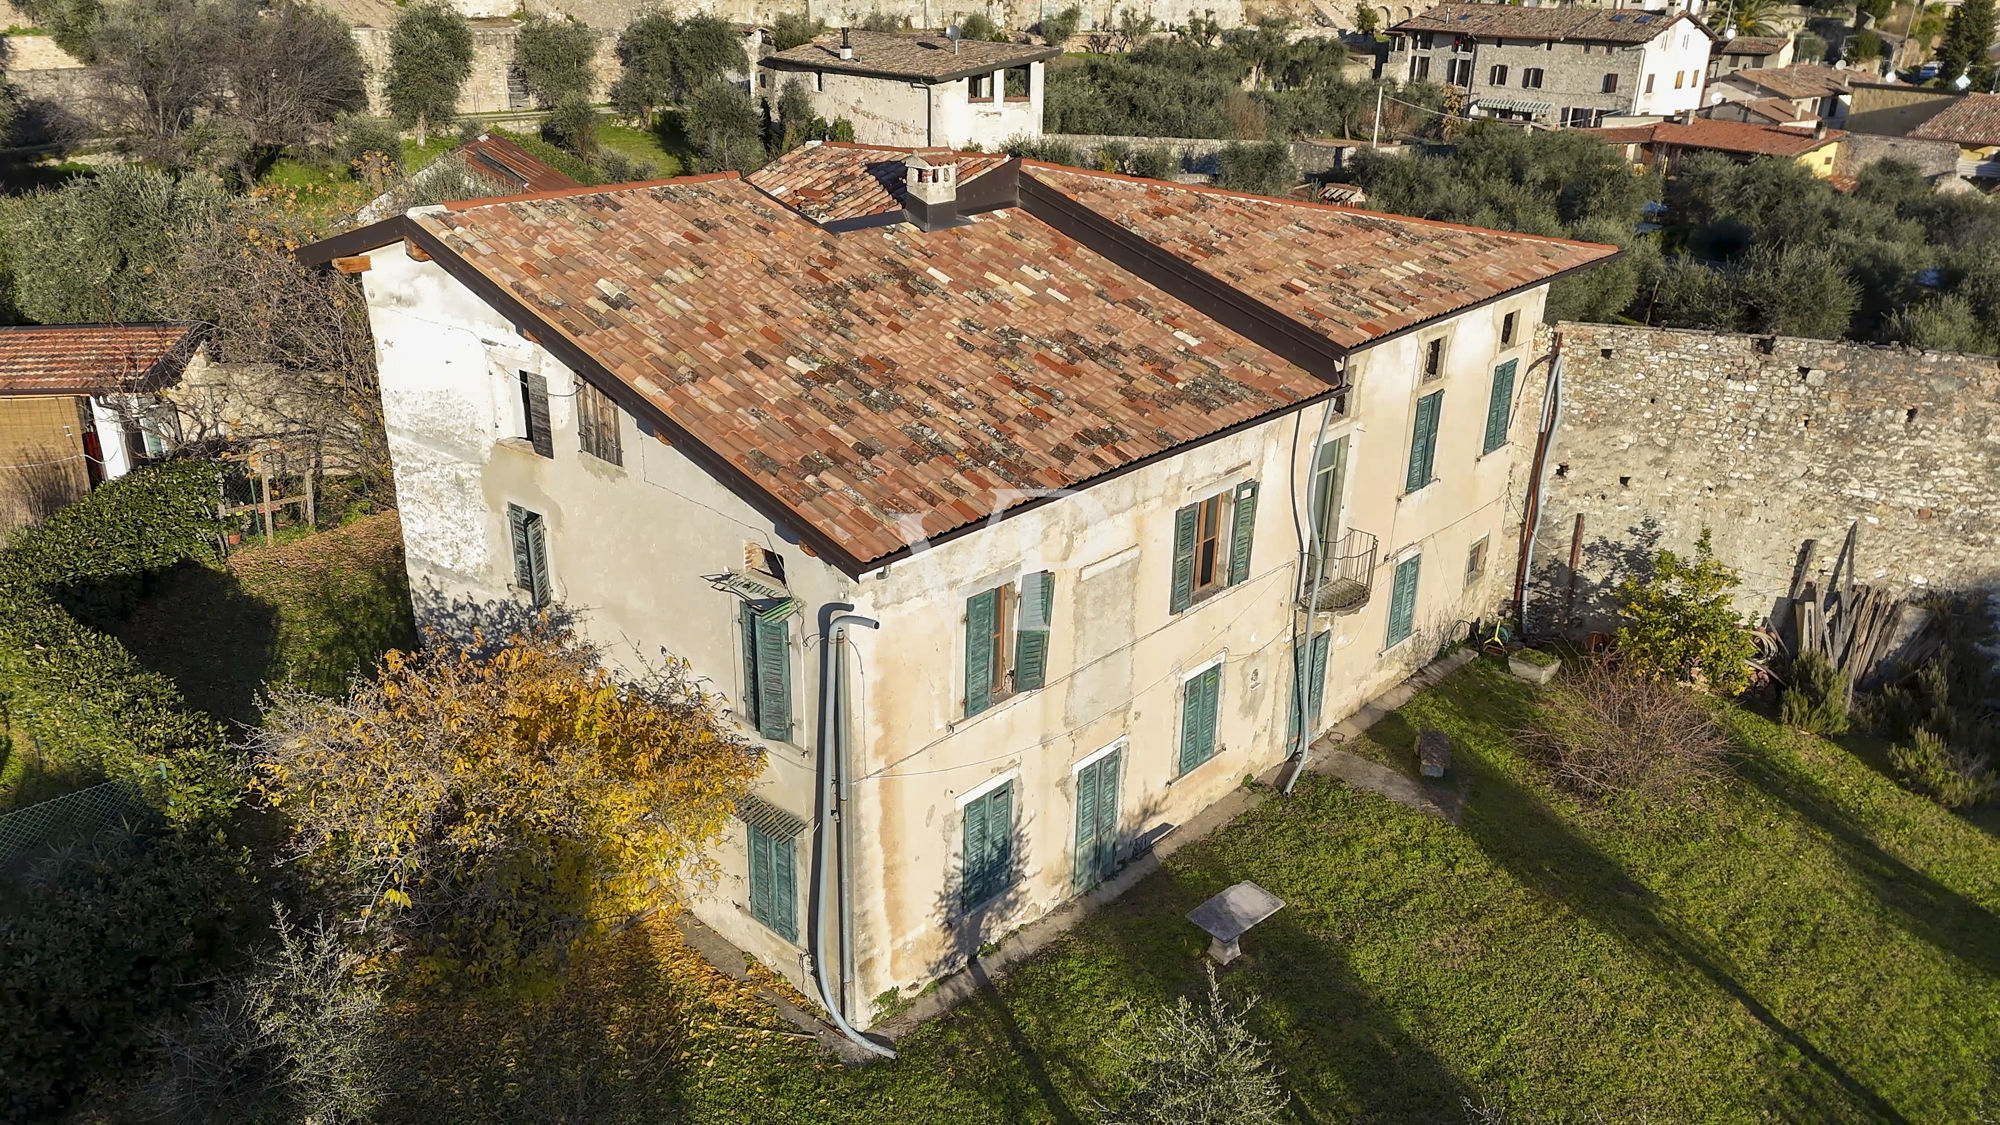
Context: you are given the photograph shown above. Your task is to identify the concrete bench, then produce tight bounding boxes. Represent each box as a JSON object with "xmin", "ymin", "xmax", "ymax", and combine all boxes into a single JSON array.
[
  {"xmin": 1418, "ymin": 729, "xmax": 1452, "ymax": 779},
  {"xmin": 1187, "ymin": 881, "xmax": 1285, "ymax": 966}
]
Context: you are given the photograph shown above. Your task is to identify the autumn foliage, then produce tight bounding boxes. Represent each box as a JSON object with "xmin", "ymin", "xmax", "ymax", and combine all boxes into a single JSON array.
[{"xmin": 253, "ymin": 622, "xmax": 762, "ymax": 984}]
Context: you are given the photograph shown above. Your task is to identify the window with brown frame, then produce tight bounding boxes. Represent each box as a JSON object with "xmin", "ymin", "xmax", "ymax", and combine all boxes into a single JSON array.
[
  {"xmin": 1501, "ymin": 310, "xmax": 1519, "ymax": 346},
  {"xmin": 577, "ymin": 379, "xmax": 623, "ymax": 465},
  {"xmin": 1193, "ymin": 493, "xmax": 1227, "ymax": 594}
]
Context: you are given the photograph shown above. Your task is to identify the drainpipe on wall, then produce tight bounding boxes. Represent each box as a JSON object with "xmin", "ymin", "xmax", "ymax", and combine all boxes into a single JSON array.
[
  {"xmin": 1513, "ymin": 336, "xmax": 1566, "ymax": 637},
  {"xmin": 1284, "ymin": 390, "xmax": 1342, "ymax": 796},
  {"xmin": 810, "ymin": 602, "xmax": 895, "ymax": 1060}
]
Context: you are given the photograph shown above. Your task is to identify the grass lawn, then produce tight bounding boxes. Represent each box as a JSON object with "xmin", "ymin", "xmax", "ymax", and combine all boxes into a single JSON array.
[
  {"xmin": 596, "ymin": 121, "xmax": 684, "ymax": 177},
  {"xmin": 116, "ymin": 512, "xmax": 416, "ymax": 725},
  {"xmin": 621, "ymin": 659, "xmax": 1999, "ymax": 1123}
]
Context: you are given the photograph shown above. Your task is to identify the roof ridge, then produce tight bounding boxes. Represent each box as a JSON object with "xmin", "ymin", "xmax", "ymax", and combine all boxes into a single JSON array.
[
  {"xmin": 1020, "ymin": 160, "xmax": 1622, "ymax": 254},
  {"xmin": 441, "ymin": 171, "xmax": 743, "ymax": 211}
]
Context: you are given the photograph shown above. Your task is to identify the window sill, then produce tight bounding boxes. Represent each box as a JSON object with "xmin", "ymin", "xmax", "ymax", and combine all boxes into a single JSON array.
[
  {"xmin": 1400, "ymin": 479, "xmax": 1438, "ymax": 500},
  {"xmin": 1169, "ymin": 748, "xmax": 1226, "ymax": 785},
  {"xmin": 494, "ymin": 436, "xmax": 551, "ymax": 459}
]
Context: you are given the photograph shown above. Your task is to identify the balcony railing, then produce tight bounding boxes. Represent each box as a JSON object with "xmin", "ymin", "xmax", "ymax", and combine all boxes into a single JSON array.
[{"xmin": 1299, "ymin": 527, "xmax": 1378, "ymax": 614}]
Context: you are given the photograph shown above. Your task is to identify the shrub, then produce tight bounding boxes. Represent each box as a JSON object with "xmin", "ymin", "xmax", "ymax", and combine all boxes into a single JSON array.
[
  {"xmin": 1128, "ymin": 143, "xmax": 1178, "ymax": 179},
  {"xmin": 1779, "ymin": 650, "xmax": 1850, "ymax": 735},
  {"xmin": 541, "ymin": 93, "xmax": 599, "ymax": 159},
  {"xmin": 1100, "ymin": 966, "xmax": 1287, "ymax": 1125},
  {"xmin": 1518, "ymin": 658, "xmax": 1733, "ymax": 802},
  {"xmin": 1216, "ymin": 140, "xmax": 1297, "ymax": 196},
  {"xmin": 1039, "ymin": 4, "xmax": 1082, "ymax": 44},
  {"xmin": 1613, "ymin": 529, "xmax": 1756, "ymax": 695},
  {"xmin": 1889, "ymin": 728, "xmax": 1995, "ymax": 809},
  {"xmin": 335, "ymin": 115, "xmax": 403, "ymax": 179}
]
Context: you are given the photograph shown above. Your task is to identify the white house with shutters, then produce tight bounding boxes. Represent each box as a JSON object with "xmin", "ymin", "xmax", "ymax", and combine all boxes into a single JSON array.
[{"xmin": 301, "ymin": 142, "xmax": 1615, "ymax": 1041}]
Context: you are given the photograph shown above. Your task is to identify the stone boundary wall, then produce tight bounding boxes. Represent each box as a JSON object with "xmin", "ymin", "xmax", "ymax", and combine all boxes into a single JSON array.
[
  {"xmin": 1832, "ymin": 131, "xmax": 1962, "ymax": 183},
  {"xmin": 1042, "ymin": 132, "xmax": 1385, "ymax": 175},
  {"xmin": 1527, "ymin": 322, "xmax": 2000, "ymax": 636}
]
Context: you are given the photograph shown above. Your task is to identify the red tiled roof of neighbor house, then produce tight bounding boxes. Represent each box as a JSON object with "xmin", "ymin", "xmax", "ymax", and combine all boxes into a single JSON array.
[
  {"xmin": 1022, "ymin": 164, "xmax": 1617, "ymax": 351},
  {"xmin": 761, "ymin": 29, "xmax": 1059, "ymax": 83},
  {"xmin": 1587, "ymin": 118, "xmax": 1843, "ymax": 158},
  {"xmin": 1393, "ymin": 3, "xmax": 1708, "ymax": 44},
  {"xmin": 1723, "ymin": 63, "xmax": 1853, "ymax": 101},
  {"xmin": 0, "ymin": 323, "xmax": 207, "ymax": 396},
  {"xmin": 457, "ymin": 134, "xmax": 583, "ymax": 194},
  {"xmin": 1910, "ymin": 93, "xmax": 2000, "ymax": 147},
  {"xmin": 746, "ymin": 142, "xmax": 1013, "ymax": 223},
  {"xmin": 1717, "ymin": 35, "xmax": 1790, "ymax": 57},
  {"xmin": 1733, "ymin": 96, "xmax": 1810, "ymax": 124},
  {"xmin": 409, "ymin": 175, "xmax": 1327, "ymax": 563}
]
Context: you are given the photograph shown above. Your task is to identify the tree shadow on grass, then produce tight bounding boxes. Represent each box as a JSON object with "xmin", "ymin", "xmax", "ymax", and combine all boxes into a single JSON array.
[
  {"xmin": 1735, "ymin": 747, "xmax": 2000, "ymax": 981},
  {"xmin": 114, "ymin": 562, "xmax": 278, "ymax": 728},
  {"xmin": 1460, "ymin": 765, "xmax": 1913, "ymax": 1124}
]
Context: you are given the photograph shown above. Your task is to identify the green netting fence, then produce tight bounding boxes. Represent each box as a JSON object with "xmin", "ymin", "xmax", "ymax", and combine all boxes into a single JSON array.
[{"xmin": 0, "ymin": 781, "xmax": 154, "ymax": 867}]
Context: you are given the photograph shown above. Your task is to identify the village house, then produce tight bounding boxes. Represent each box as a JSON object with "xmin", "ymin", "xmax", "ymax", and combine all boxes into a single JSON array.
[
  {"xmin": 1906, "ymin": 93, "xmax": 2000, "ymax": 182},
  {"xmin": 1387, "ymin": 3, "xmax": 1713, "ymax": 128},
  {"xmin": 0, "ymin": 323, "xmax": 205, "ymax": 532},
  {"xmin": 1590, "ymin": 115, "xmax": 1845, "ymax": 176},
  {"xmin": 1707, "ymin": 62, "xmax": 1856, "ymax": 126},
  {"xmin": 1706, "ymin": 33, "xmax": 1793, "ymax": 81},
  {"xmin": 757, "ymin": 29, "xmax": 1057, "ymax": 150},
  {"xmin": 298, "ymin": 141, "xmax": 1615, "ymax": 1041}
]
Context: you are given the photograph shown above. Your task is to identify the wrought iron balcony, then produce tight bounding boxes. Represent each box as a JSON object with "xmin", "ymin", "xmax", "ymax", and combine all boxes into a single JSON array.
[{"xmin": 1299, "ymin": 528, "xmax": 1378, "ymax": 614}]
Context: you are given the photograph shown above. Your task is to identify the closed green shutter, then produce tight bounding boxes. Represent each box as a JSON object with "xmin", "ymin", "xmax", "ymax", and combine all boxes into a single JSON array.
[
  {"xmin": 525, "ymin": 513, "xmax": 551, "ymax": 607},
  {"xmin": 1405, "ymin": 390, "xmax": 1443, "ymax": 493},
  {"xmin": 1179, "ymin": 664, "xmax": 1221, "ymax": 775},
  {"xmin": 961, "ymin": 782, "xmax": 1013, "ymax": 909},
  {"xmin": 754, "ymin": 605, "xmax": 791, "ymax": 740},
  {"xmin": 1287, "ymin": 630, "xmax": 1331, "ymax": 742},
  {"xmin": 1169, "ymin": 503, "xmax": 1198, "ymax": 614},
  {"xmin": 965, "ymin": 588, "xmax": 997, "ymax": 716},
  {"xmin": 747, "ymin": 824, "xmax": 797, "ymax": 942},
  {"xmin": 739, "ymin": 601, "xmax": 761, "ymax": 726},
  {"xmin": 1387, "ymin": 555, "xmax": 1422, "ymax": 647},
  {"xmin": 1074, "ymin": 748, "xmax": 1121, "ymax": 889},
  {"xmin": 1227, "ymin": 479, "xmax": 1258, "ymax": 586},
  {"xmin": 1014, "ymin": 571, "xmax": 1054, "ymax": 691},
  {"xmin": 1483, "ymin": 359, "xmax": 1518, "ymax": 455}
]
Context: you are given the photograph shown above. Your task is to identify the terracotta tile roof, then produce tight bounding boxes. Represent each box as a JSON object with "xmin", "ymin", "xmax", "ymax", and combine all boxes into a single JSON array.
[
  {"xmin": 413, "ymin": 176, "xmax": 1326, "ymax": 565},
  {"xmin": 1021, "ymin": 165, "xmax": 1618, "ymax": 351},
  {"xmin": 0, "ymin": 323, "xmax": 206, "ymax": 396},
  {"xmin": 1589, "ymin": 118, "xmax": 1842, "ymax": 157},
  {"xmin": 1718, "ymin": 36, "xmax": 1790, "ymax": 57},
  {"xmin": 745, "ymin": 142, "xmax": 1011, "ymax": 223},
  {"xmin": 457, "ymin": 134, "xmax": 583, "ymax": 194},
  {"xmin": 1736, "ymin": 96, "xmax": 1809, "ymax": 124},
  {"xmin": 1911, "ymin": 94, "xmax": 2000, "ymax": 147},
  {"xmin": 1393, "ymin": 3, "xmax": 1706, "ymax": 44},
  {"xmin": 1723, "ymin": 64, "xmax": 1853, "ymax": 101},
  {"xmin": 761, "ymin": 29, "xmax": 1058, "ymax": 82}
]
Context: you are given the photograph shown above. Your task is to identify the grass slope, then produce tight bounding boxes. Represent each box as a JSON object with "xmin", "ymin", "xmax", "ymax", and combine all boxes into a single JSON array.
[{"xmin": 654, "ymin": 660, "xmax": 1998, "ymax": 1124}]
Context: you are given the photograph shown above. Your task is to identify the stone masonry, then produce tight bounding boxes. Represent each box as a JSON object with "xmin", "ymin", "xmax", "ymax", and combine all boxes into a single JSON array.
[{"xmin": 1528, "ymin": 322, "xmax": 2000, "ymax": 635}]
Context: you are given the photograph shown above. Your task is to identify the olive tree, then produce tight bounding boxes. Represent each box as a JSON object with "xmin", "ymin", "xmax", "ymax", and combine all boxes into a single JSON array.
[
  {"xmin": 384, "ymin": 0, "xmax": 473, "ymax": 146},
  {"xmin": 514, "ymin": 13, "xmax": 596, "ymax": 106}
]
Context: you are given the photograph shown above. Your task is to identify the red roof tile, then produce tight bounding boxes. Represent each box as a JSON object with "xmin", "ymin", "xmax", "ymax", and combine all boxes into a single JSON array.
[
  {"xmin": 1717, "ymin": 35, "xmax": 1790, "ymax": 57},
  {"xmin": 1910, "ymin": 93, "xmax": 2000, "ymax": 147},
  {"xmin": 1394, "ymin": 3, "xmax": 1706, "ymax": 44},
  {"xmin": 746, "ymin": 142, "xmax": 1012, "ymax": 223},
  {"xmin": 1721, "ymin": 64, "xmax": 1853, "ymax": 101},
  {"xmin": 1588, "ymin": 118, "xmax": 1842, "ymax": 158},
  {"xmin": 761, "ymin": 29, "xmax": 1058, "ymax": 82},
  {"xmin": 1022, "ymin": 164, "xmax": 1617, "ymax": 351},
  {"xmin": 415, "ymin": 177, "xmax": 1326, "ymax": 565},
  {"xmin": 0, "ymin": 323, "xmax": 206, "ymax": 396}
]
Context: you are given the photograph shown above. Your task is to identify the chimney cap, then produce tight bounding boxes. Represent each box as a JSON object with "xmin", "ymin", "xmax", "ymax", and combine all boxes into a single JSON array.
[{"xmin": 839, "ymin": 25, "xmax": 853, "ymax": 59}]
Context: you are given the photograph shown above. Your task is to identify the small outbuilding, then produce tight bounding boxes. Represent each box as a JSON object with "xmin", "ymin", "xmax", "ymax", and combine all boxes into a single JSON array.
[{"xmin": 757, "ymin": 29, "xmax": 1059, "ymax": 150}]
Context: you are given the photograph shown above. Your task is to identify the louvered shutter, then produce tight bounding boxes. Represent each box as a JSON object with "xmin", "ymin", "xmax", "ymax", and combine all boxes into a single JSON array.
[
  {"xmin": 1227, "ymin": 480, "xmax": 1258, "ymax": 586},
  {"xmin": 960, "ymin": 792, "xmax": 987, "ymax": 910},
  {"xmin": 769, "ymin": 832, "xmax": 797, "ymax": 941},
  {"xmin": 1197, "ymin": 666, "xmax": 1221, "ymax": 764},
  {"xmin": 1483, "ymin": 359, "xmax": 1517, "ymax": 455},
  {"xmin": 1073, "ymin": 759, "xmax": 1099, "ymax": 888},
  {"xmin": 1308, "ymin": 630, "xmax": 1330, "ymax": 722},
  {"xmin": 965, "ymin": 588, "xmax": 997, "ymax": 716},
  {"xmin": 525, "ymin": 512, "xmax": 551, "ymax": 607},
  {"xmin": 962, "ymin": 784, "xmax": 1012, "ymax": 909},
  {"xmin": 739, "ymin": 601, "xmax": 762, "ymax": 729},
  {"xmin": 754, "ymin": 605, "xmax": 791, "ymax": 740},
  {"xmin": 508, "ymin": 504, "xmax": 534, "ymax": 591},
  {"xmin": 1180, "ymin": 665, "xmax": 1221, "ymax": 775},
  {"xmin": 1388, "ymin": 555, "xmax": 1422, "ymax": 646},
  {"xmin": 1406, "ymin": 391, "xmax": 1442, "ymax": 493},
  {"xmin": 1095, "ymin": 750, "xmax": 1119, "ymax": 873},
  {"xmin": 1014, "ymin": 571, "xmax": 1054, "ymax": 691},
  {"xmin": 748, "ymin": 826, "xmax": 774, "ymax": 930},
  {"xmin": 1169, "ymin": 503, "xmax": 1198, "ymax": 614},
  {"xmin": 521, "ymin": 371, "xmax": 553, "ymax": 458}
]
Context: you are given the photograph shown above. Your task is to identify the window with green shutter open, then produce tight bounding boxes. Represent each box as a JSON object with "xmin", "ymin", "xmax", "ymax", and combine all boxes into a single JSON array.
[
  {"xmin": 739, "ymin": 600, "xmax": 793, "ymax": 740},
  {"xmin": 1405, "ymin": 391, "xmax": 1443, "ymax": 494},
  {"xmin": 1387, "ymin": 554, "xmax": 1422, "ymax": 648},
  {"xmin": 1482, "ymin": 359, "xmax": 1517, "ymax": 455},
  {"xmin": 965, "ymin": 572, "xmax": 1055, "ymax": 716},
  {"xmin": 1178, "ymin": 663, "xmax": 1223, "ymax": 775},
  {"xmin": 960, "ymin": 781, "xmax": 1015, "ymax": 910},
  {"xmin": 1288, "ymin": 630, "xmax": 1331, "ymax": 745},
  {"xmin": 507, "ymin": 503, "xmax": 551, "ymax": 607},
  {"xmin": 1169, "ymin": 480, "xmax": 1258, "ymax": 614}
]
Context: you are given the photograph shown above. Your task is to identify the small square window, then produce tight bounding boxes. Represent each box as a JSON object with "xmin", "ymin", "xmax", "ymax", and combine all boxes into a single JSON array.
[
  {"xmin": 1466, "ymin": 536, "xmax": 1489, "ymax": 584},
  {"xmin": 1501, "ymin": 311, "xmax": 1519, "ymax": 346}
]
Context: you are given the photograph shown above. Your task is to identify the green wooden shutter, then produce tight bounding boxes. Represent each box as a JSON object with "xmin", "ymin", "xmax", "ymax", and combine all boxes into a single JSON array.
[
  {"xmin": 747, "ymin": 825, "xmax": 773, "ymax": 931},
  {"xmin": 508, "ymin": 504, "xmax": 534, "ymax": 591},
  {"xmin": 521, "ymin": 371, "xmax": 553, "ymax": 458},
  {"xmin": 1073, "ymin": 759, "xmax": 1099, "ymax": 889},
  {"xmin": 769, "ymin": 831, "xmax": 797, "ymax": 941},
  {"xmin": 1405, "ymin": 390, "xmax": 1443, "ymax": 493},
  {"xmin": 962, "ymin": 783, "xmax": 1013, "ymax": 909},
  {"xmin": 1179, "ymin": 665, "xmax": 1221, "ymax": 775},
  {"xmin": 1387, "ymin": 555, "xmax": 1422, "ymax": 646},
  {"xmin": 1074, "ymin": 749, "xmax": 1121, "ymax": 889},
  {"xmin": 1094, "ymin": 751, "xmax": 1119, "ymax": 877},
  {"xmin": 1014, "ymin": 571, "xmax": 1054, "ymax": 691},
  {"xmin": 525, "ymin": 512, "xmax": 551, "ymax": 607},
  {"xmin": 1169, "ymin": 504, "xmax": 1198, "ymax": 614},
  {"xmin": 965, "ymin": 588, "xmax": 997, "ymax": 716},
  {"xmin": 739, "ymin": 601, "xmax": 761, "ymax": 727},
  {"xmin": 1288, "ymin": 633, "xmax": 1328, "ymax": 742},
  {"xmin": 1227, "ymin": 480, "xmax": 1258, "ymax": 586},
  {"xmin": 1483, "ymin": 359, "xmax": 1518, "ymax": 455},
  {"xmin": 754, "ymin": 605, "xmax": 791, "ymax": 740}
]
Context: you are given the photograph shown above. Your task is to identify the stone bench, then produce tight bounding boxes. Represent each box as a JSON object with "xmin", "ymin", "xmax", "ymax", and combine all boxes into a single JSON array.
[
  {"xmin": 1417, "ymin": 729, "xmax": 1451, "ymax": 779},
  {"xmin": 1187, "ymin": 881, "xmax": 1285, "ymax": 966}
]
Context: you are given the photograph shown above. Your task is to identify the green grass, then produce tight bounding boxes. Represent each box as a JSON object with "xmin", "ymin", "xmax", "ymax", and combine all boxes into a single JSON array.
[
  {"xmin": 595, "ymin": 121, "xmax": 683, "ymax": 178},
  {"xmin": 661, "ymin": 660, "xmax": 1999, "ymax": 1122},
  {"xmin": 401, "ymin": 134, "xmax": 458, "ymax": 173}
]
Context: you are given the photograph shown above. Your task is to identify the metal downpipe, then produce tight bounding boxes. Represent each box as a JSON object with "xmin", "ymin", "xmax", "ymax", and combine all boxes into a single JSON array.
[{"xmin": 1285, "ymin": 392, "xmax": 1341, "ymax": 795}]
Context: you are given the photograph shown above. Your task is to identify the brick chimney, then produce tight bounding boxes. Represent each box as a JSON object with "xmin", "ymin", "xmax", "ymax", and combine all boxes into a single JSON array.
[{"xmin": 903, "ymin": 151, "xmax": 961, "ymax": 231}]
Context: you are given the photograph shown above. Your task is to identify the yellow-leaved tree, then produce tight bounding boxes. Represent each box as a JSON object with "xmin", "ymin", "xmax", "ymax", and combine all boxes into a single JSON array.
[{"xmin": 252, "ymin": 621, "xmax": 762, "ymax": 987}]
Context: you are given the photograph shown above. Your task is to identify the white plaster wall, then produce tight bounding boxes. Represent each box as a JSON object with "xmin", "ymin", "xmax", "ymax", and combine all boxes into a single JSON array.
[
  {"xmin": 88, "ymin": 398, "xmax": 134, "ymax": 480},
  {"xmin": 782, "ymin": 64, "xmax": 1043, "ymax": 148},
  {"xmin": 358, "ymin": 242, "xmax": 855, "ymax": 995},
  {"xmin": 1633, "ymin": 25, "xmax": 1711, "ymax": 116}
]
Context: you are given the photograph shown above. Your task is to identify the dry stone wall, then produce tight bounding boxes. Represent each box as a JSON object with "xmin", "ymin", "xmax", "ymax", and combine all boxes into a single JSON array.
[{"xmin": 1528, "ymin": 322, "xmax": 2000, "ymax": 636}]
